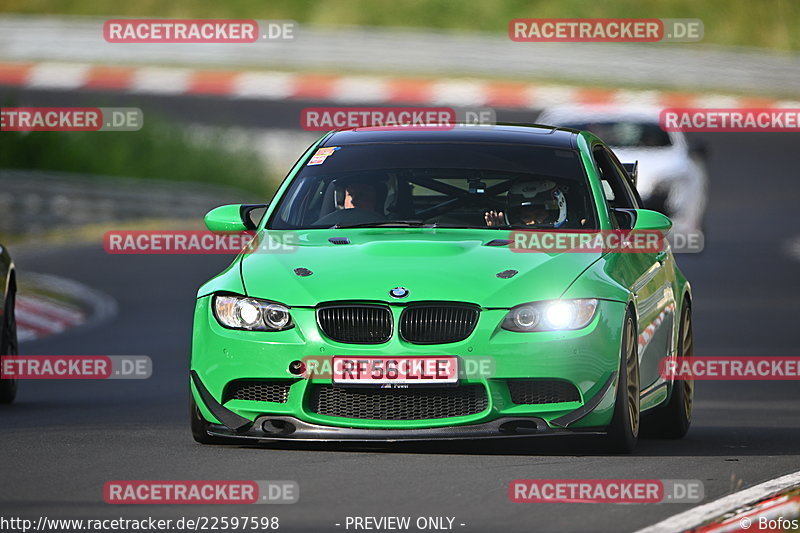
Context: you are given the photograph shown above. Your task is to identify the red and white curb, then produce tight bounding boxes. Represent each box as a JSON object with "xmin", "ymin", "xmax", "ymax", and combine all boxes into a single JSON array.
[
  {"xmin": 1, "ymin": 61, "xmax": 797, "ymax": 110},
  {"xmin": 636, "ymin": 470, "xmax": 800, "ymax": 533},
  {"xmin": 16, "ymin": 293, "xmax": 87, "ymax": 342},
  {"xmin": 693, "ymin": 493, "xmax": 800, "ymax": 533},
  {"xmin": 16, "ymin": 273, "xmax": 117, "ymax": 343}
]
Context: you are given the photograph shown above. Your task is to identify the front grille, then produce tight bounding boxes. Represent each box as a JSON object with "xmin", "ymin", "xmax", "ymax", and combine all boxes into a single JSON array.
[
  {"xmin": 507, "ymin": 379, "xmax": 581, "ymax": 404},
  {"xmin": 317, "ymin": 304, "xmax": 392, "ymax": 344},
  {"xmin": 400, "ymin": 305, "xmax": 479, "ymax": 344},
  {"xmin": 309, "ymin": 385, "xmax": 488, "ymax": 420},
  {"xmin": 222, "ymin": 380, "xmax": 294, "ymax": 403}
]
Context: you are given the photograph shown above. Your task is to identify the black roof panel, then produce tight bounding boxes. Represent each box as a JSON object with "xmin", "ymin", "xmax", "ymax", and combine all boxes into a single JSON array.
[{"xmin": 321, "ymin": 124, "xmax": 579, "ymax": 148}]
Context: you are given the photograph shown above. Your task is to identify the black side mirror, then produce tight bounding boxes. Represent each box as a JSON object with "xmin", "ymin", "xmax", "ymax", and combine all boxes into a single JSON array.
[{"xmin": 240, "ymin": 204, "xmax": 269, "ymax": 230}]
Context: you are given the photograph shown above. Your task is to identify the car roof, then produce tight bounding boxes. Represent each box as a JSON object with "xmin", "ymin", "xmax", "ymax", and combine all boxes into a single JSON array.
[{"xmin": 321, "ymin": 123, "xmax": 581, "ymax": 149}]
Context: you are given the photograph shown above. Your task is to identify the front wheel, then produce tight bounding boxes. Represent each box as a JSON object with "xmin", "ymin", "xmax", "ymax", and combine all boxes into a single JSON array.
[
  {"xmin": 0, "ymin": 282, "xmax": 18, "ymax": 404},
  {"xmin": 642, "ymin": 303, "xmax": 693, "ymax": 439},
  {"xmin": 604, "ymin": 310, "xmax": 640, "ymax": 453}
]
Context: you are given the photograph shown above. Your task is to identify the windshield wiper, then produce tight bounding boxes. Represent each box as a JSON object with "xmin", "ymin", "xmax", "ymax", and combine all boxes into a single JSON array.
[
  {"xmin": 333, "ymin": 220, "xmax": 426, "ymax": 229},
  {"xmin": 486, "ymin": 223, "xmax": 559, "ymax": 229},
  {"xmin": 421, "ymin": 223, "xmax": 474, "ymax": 229},
  {"xmin": 333, "ymin": 221, "xmax": 547, "ymax": 230}
]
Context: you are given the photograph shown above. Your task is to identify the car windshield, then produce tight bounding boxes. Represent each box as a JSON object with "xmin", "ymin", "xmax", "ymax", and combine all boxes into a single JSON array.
[
  {"xmin": 562, "ymin": 121, "xmax": 672, "ymax": 148},
  {"xmin": 268, "ymin": 142, "xmax": 597, "ymax": 230}
]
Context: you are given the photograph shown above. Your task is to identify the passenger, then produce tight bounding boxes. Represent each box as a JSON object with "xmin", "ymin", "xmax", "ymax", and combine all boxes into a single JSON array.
[{"xmin": 485, "ymin": 179, "xmax": 567, "ymax": 227}]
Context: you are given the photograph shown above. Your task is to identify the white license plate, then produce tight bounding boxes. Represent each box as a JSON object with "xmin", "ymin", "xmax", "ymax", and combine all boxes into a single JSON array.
[{"xmin": 331, "ymin": 356, "xmax": 458, "ymax": 385}]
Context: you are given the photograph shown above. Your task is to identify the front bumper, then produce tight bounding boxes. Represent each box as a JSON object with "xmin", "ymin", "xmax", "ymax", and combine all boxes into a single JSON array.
[
  {"xmin": 191, "ymin": 369, "xmax": 617, "ymax": 442},
  {"xmin": 194, "ymin": 367, "xmax": 612, "ymax": 442},
  {"xmin": 190, "ymin": 296, "xmax": 626, "ymax": 437}
]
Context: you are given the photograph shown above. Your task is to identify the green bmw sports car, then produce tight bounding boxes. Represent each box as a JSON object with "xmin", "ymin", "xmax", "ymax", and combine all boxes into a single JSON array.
[{"xmin": 190, "ymin": 124, "xmax": 694, "ymax": 453}]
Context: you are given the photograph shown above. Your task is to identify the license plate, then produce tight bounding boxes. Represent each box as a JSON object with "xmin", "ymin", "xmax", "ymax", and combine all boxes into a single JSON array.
[{"xmin": 331, "ymin": 356, "xmax": 458, "ymax": 385}]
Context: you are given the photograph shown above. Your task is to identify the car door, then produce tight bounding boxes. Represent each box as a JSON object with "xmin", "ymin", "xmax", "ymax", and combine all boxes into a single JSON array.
[{"xmin": 593, "ymin": 144, "xmax": 676, "ymax": 393}]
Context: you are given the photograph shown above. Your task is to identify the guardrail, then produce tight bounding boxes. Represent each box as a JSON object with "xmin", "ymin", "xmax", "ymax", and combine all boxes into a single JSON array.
[{"xmin": 0, "ymin": 170, "xmax": 250, "ymax": 235}]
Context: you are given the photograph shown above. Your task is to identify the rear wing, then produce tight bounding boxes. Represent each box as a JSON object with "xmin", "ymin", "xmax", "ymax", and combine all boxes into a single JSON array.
[{"xmin": 622, "ymin": 161, "xmax": 638, "ymax": 188}]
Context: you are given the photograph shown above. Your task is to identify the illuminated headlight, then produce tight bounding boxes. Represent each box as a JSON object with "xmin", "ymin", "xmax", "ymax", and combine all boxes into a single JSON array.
[
  {"xmin": 502, "ymin": 299, "xmax": 598, "ymax": 332},
  {"xmin": 213, "ymin": 294, "xmax": 293, "ymax": 331}
]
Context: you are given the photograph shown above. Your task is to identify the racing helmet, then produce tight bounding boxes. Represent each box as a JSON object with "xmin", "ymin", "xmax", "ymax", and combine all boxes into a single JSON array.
[{"xmin": 506, "ymin": 179, "xmax": 567, "ymax": 227}]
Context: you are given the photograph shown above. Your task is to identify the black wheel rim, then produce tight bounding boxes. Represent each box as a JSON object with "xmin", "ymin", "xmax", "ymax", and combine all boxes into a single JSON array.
[
  {"xmin": 7, "ymin": 291, "xmax": 17, "ymax": 356},
  {"xmin": 2, "ymin": 288, "xmax": 18, "ymax": 394}
]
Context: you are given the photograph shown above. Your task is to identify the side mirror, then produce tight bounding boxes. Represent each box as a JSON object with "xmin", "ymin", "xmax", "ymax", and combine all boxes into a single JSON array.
[
  {"xmin": 632, "ymin": 209, "xmax": 672, "ymax": 232},
  {"xmin": 204, "ymin": 204, "xmax": 268, "ymax": 233}
]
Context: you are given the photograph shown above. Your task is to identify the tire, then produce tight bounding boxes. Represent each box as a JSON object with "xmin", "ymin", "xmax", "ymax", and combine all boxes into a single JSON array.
[
  {"xmin": 190, "ymin": 396, "xmax": 239, "ymax": 445},
  {"xmin": 642, "ymin": 302, "xmax": 693, "ymax": 439},
  {"xmin": 604, "ymin": 310, "xmax": 640, "ymax": 453},
  {"xmin": 0, "ymin": 281, "xmax": 18, "ymax": 404}
]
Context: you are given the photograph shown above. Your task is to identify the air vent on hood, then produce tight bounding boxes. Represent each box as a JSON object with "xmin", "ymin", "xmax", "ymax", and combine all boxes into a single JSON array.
[
  {"xmin": 485, "ymin": 239, "xmax": 510, "ymax": 246},
  {"xmin": 496, "ymin": 269, "xmax": 518, "ymax": 279},
  {"xmin": 294, "ymin": 267, "xmax": 313, "ymax": 277},
  {"xmin": 329, "ymin": 237, "xmax": 350, "ymax": 245}
]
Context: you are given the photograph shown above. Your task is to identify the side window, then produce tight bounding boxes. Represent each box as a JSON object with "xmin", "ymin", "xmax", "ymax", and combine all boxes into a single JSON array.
[
  {"xmin": 603, "ymin": 147, "xmax": 642, "ymax": 209},
  {"xmin": 593, "ymin": 145, "xmax": 637, "ymax": 228}
]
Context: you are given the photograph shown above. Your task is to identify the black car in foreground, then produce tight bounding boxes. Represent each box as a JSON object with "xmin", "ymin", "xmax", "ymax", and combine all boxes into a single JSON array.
[{"xmin": 0, "ymin": 244, "xmax": 17, "ymax": 404}]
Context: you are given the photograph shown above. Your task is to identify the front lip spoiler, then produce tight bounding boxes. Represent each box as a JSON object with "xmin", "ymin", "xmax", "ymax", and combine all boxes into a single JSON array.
[
  {"xmin": 207, "ymin": 416, "xmax": 606, "ymax": 442},
  {"xmin": 191, "ymin": 370, "xmax": 614, "ymax": 442}
]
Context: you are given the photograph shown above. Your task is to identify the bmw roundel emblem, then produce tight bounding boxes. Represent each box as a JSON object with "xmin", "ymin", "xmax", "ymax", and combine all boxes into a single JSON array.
[{"xmin": 389, "ymin": 287, "xmax": 409, "ymax": 299}]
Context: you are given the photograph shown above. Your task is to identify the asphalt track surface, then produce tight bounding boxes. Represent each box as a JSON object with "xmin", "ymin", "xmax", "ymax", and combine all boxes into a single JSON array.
[{"xmin": 1, "ymin": 88, "xmax": 800, "ymax": 533}]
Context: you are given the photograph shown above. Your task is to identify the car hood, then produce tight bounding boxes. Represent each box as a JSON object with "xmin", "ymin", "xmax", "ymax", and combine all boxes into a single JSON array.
[{"xmin": 239, "ymin": 229, "xmax": 602, "ymax": 308}]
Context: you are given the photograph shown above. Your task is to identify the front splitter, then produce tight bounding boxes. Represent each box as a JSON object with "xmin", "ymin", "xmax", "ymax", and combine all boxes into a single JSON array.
[{"xmin": 206, "ymin": 415, "xmax": 606, "ymax": 442}]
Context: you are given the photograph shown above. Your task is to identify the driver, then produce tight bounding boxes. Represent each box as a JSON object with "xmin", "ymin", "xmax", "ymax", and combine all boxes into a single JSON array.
[
  {"xmin": 315, "ymin": 181, "xmax": 386, "ymax": 226},
  {"xmin": 485, "ymin": 179, "xmax": 567, "ymax": 227},
  {"xmin": 342, "ymin": 182, "xmax": 378, "ymax": 211}
]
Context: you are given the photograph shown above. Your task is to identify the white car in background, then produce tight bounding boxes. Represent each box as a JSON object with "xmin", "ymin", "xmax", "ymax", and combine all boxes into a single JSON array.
[{"xmin": 537, "ymin": 106, "xmax": 708, "ymax": 234}]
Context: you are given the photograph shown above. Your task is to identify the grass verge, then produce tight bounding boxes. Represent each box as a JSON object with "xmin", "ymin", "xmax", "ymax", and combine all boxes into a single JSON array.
[
  {"xmin": 0, "ymin": 0, "xmax": 798, "ymax": 51},
  {"xmin": 0, "ymin": 113, "xmax": 272, "ymax": 196}
]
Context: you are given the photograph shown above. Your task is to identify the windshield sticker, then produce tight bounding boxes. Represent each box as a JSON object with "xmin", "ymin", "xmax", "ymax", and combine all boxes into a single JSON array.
[{"xmin": 307, "ymin": 146, "xmax": 339, "ymax": 165}]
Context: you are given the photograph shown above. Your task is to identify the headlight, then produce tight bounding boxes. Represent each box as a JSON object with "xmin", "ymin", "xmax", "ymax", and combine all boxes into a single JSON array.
[
  {"xmin": 213, "ymin": 294, "xmax": 293, "ymax": 331},
  {"xmin": 502, "ymin": 299, "xmax": 598, "ymax": 332}
]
